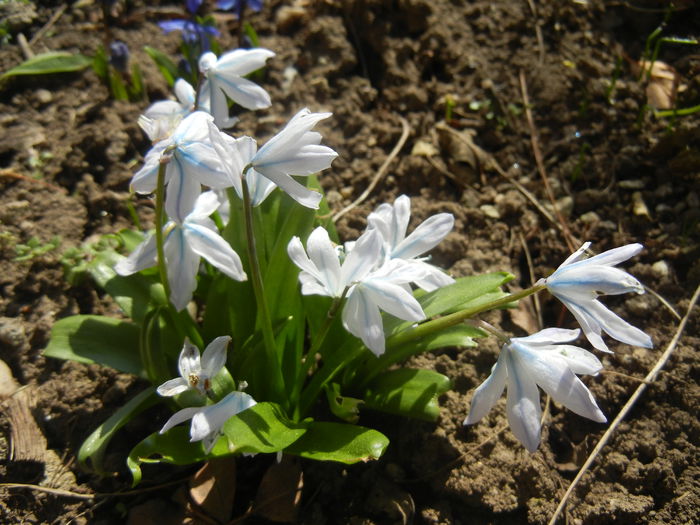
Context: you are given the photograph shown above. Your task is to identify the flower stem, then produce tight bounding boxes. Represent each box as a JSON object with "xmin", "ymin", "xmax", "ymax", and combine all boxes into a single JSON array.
[
  {"xmin": 241, "ymin": 177, "xmax": 284, "ymax": 402},
  {"xmin": 154, "ymin": 161, "xmax": 171, "ymax": 301},
  {"xmin": 361, "ymin": 283, "xmax": 548, "ymax": 385},
  {"xmin": 292, "ymin": 289, "xmax": 348, "ymax": 419}
]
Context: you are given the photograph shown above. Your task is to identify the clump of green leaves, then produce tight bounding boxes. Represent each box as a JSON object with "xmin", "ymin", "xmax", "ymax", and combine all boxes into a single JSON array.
[{"xmin": 15, "ymin": 235, "xmax": 61, "ymax": 262}]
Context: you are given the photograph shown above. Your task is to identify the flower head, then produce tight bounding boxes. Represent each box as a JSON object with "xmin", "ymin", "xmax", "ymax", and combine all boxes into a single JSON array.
[
  {"xmin": 159, "ymin": 19, "xmax": 219, "ymax": 52},
  {"xmin": 157, "ymin": 336, "xmax": 230, "ymax": 397},
  {"xmin": 544, "ymin": 242, "xmax": 652, "ymax": 353},
  {"xmin": 139, "ymin": 79, "xmax": 197, "ymax": 143},
  {"xmin": 288, "ymin": 226, "xmax": 426, "ymax": 355},
  {"xmin": 464, "ymin": 328, "xmax": 606, "ymax": 452},
  {"xmin": 131, "ymin": 111, "xmax": 228, "ymax": 222},
  {"xmin": 160, "ymin": 390, "xmax": 257, "ymax": 453},
  {"xmin": 199, "ymin": 48, "xmax": 274, "ymax": 127},
  {"xmin": 208, "ymin": 108, "xmax": 338, "ymax": 209},
  {"xmin": 115, "ymin": 191, "xmax": 246, "ymax": 311},
  {"xmin": 367, "ymin": 194, "xmax": 454, "ymax": 291}
]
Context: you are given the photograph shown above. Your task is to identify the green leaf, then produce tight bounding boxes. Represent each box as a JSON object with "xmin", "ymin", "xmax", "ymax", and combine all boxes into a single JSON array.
[
  {"xmin": 285, "ymin": 422, "xmax": 389, "ymax": 464},
  {"xmin": 363, "ymin": 369, "xmax": 451, "ymax": 421},
  {"xmin": 87, "ymin": 250, "xmax": 165, "ymax": 323},
  {"xmin": 386, "ymin": 272, "xmax": 514, "ymax": 336},
  {"xmin": 223, "ymin": 402, "xmax": 307, "ymax": 455},
  {"xmin": 44, "ymin": 315, "xmax": 144, "ymax": 377},
  {"xmin": 401, "ymin": 324, "xmax": 484, "ymax": 353},
  {"xmin": 1, "ymin": 52, "xmax": 92, "ymax": 80},
  {"xmin": 127, "ymin": 427, "xmax": 209, "ymax": 486},
  {"xmin": 79, "ymin": 388, "xmax": 158, "ymax": 476},
  {"xmin": 144, "ymin": 46, "xmax": 177, "ymax": 87},
  {"xmin": 325, "ymin": 383, "xmax": 362, "ymax": 423}
]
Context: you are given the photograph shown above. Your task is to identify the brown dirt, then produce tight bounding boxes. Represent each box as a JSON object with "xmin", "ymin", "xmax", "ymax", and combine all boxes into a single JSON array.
[{"xmin": 1, "ymin": 0, "xmax": 699, "ymax": 523}]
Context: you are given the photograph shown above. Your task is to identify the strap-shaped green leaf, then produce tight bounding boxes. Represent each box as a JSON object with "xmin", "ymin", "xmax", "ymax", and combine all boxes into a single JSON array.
[
  {"xmin": 44, "ymin": 315, "xmax": 144, "ymax": 377},
  {"xmin": 80, "ymin": 387, "xmax": 158, "ymax": 476},
  {"xmin": 222, "ymin": 402, "xmax": 307, "ymax": 454},
  {"xmin": 363, "ymin": 368, "xmax": 451, "ymax": 421},
  {"xmin": 285, "ymin": 421, "xmax": 389, "ymax": 464},
  {"xmin": 128, "ymin": 426, "xmax": 208, "ymax": 486},
  {"xmin": 386, "ymin": 272, "xmax": 514, "ymax": 336},
  {"xmin": 143, "ymin": 46, "xmax": 177, "ymax": 87},
  {"xmin": 1, "ymin": 52, "xmax": 92, "ymax": 80}
]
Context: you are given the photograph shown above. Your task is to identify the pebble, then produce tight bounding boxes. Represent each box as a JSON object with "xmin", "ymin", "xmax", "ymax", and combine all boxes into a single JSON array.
[
  {"xmin": 651, "ymin": 260, "xmax": 670, "ymax": 278},
  {"xmin": 479, "ymin": 204, "xmax": 500, "ymax": 219},
  {"xmin": 0, "ymin": 317, "xmax": 26, "ymax": 348},
  {"xmin": 35, "ymin": 89, "xmax": 53, "ymax": 105},
  {"xmin": 580, "ymin": 211, "xmax": 600, "ymax": 224}
]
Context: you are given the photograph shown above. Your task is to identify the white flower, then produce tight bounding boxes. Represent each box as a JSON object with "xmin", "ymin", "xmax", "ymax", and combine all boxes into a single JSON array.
[
  {"xmin": 138, "ymin": 78, "xmax": 197, "ymax": 142},
  {"xmin": 199, "ymin": 49, "xmax": 274, "ymax": 127},
  {"xmin": 159, "ymin": 391, "xmax": 257, "ymax": 454},
  {"xmin": 208, "ymin": 132, "xmax": 277, "ymax": 207},
  {"xmin": 115, "ymin": 191, "xmax": 246, "ymax": 311},
  {"xmin": 288, "ymin": 226, "xmax": 426, "ymax": 355},
  {"xmin": 131, "ymin": 111, "xmax": 229, "ymax": 222},
  {"xmin": 543, "ymin": 242, "xmax": 652, "ymax": 353},
  {"xmin": 464, "ymin": 328, "xmax": 606, "ymax": 452},
  {"xmin": 250, "ymin": 108, "xmax": 337, "ymax": 209},
  {"xmin": 342, "ymin": 259, "xmax": 427, "ymax": 355},
  {"xmin": 367, "ymin": 194, "xmax": 455, "ymax": 291},
  {"xmin": 156, "ymin": 336, "xmax": 230, "ymax": 397}
]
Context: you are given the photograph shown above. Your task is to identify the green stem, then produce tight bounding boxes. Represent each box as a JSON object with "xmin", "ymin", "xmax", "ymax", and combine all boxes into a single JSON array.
[
  {"xmin": 241, "ymin": 177, "xmax": 284, "ymax": 402},
  {"xmin": 361, "ymin": 283, "xmax": 548, "ymax": 386},
  {"xmin": 292, "ymin": 290, "xmax": 348, "ymax": 419},
  {"xmin": 154, "ymin": 161, "xmax": 171, "ymax": 302}
]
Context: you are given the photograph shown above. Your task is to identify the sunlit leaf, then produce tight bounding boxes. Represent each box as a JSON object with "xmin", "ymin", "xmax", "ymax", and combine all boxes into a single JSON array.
[
  {"xmin": 44, "ymin": 315, "xmax": 143, "ymax": 377},
  {"xmin": 285, "ymin": 421, "xmax": 388, "ymax": 464},
  {"xmin": 1, "ymin": 52, "xmax": 92, "ymax": 81}
]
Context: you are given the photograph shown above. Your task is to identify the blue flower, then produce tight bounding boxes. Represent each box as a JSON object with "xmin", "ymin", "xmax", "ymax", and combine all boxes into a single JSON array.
[
  {"xmin": 217, "ymin": 0, "xmax": 263, "ymax": 15},
  {"xmin": 158, "ymin": 19, "xmax": 220, "ymax": 52}
]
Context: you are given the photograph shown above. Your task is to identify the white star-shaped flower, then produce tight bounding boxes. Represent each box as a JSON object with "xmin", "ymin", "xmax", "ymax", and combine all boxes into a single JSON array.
[
  {"xmin": 543, "ymin": 242, "xmax": 652, "ymax": 352},
  {"xmin": 464, "ymin": 328, "xmax": 606, "ymax": 452}
]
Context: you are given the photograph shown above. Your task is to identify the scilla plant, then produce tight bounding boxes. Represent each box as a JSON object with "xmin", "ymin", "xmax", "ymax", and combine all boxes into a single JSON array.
[{"xmin": 45, "ymin": 45, "xmax": 652, "ymax": 484}]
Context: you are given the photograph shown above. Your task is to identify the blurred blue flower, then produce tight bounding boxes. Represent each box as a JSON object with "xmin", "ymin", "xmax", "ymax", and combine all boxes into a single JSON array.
[
  {"xmin": 186, "ymin": 0, "xmax": 204, "ymax": 14},
  {"xmin": 159, "ymin": 19, "xmax": 220, "ymax": 52},
  {"xmin": 109, "ymin": 40, "xmax": 129, "ymax": 72},
  {"xmin": 217, "ymin": 0, "xmax": 263, "ymax": 16}
]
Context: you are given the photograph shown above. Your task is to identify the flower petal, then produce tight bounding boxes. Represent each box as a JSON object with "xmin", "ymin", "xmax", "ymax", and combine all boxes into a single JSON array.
[
  {"xmin": 393, "ymin": 213, "xmax": 454, "ymax": 260},
  {"xmin": 306, "ymin": 226, "xmax": 342, "ymax": 296},
  {"xmin": 114, "ymin": 233, "xmax": 157, "ymax": 275},
  {"xmin": 340, "ymin": 229, "xmax": 382, "ymax": 285},
  {"xmin": 157, "ymin": 377, "xmax": 190, "ymax": 397},
  {"xmin": 184, "ymin": 223, "xmax": 247, "ymax": 281},
  {"xmin": 165, "ymin": 228, "xmax": 200, "ymax": 311},
  {"xmin": 159, "ymin": 406, "xmax": 201, "ymax": 434},
  {"xmin": 504, "ymin": 347, "xmax": 542, "ymax": 453},
  {"xmin": 164, "ymin": 155, "xmax": 201, "ymax": 223},
  {"xmin": 464, "ymin": 352, "xmax": 507, "ymax": 425},
  {"xmin": 515, "ymin": 328, "xmax": 581, "ymax": 345},
  {"xmin": 342, "ymin": 288, "xmax": 385, "ymax": 355},
  {"xmin": 358, "ymin": 279, "xmax": 425, "ymax": 322},
  {"xmin": 178, "ymin": 338, "xmax": 202, "ymax": 379},
  {"xmin": 200, "ymin": 336, "xmax": 231, "ymax": 378}
]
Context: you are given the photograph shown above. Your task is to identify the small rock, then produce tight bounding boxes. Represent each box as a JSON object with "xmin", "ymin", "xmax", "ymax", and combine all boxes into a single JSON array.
[
  {"xmin": 340, "ymin": 186, "xmax": 353, "ymax": 199},
  {"xmin": 480, "ymin": 204, "xmax": 500, "ymax": 219},
  {"xmin": 34, "ymin": 89, "xmax": 53, "ymax": 105},
  {"xmin": 276, "ymin": 6, "xmax": 309, "ymax": 33},
  {"xmin": 618, "ymin": 179, "xmax": 646, "ymax": 190},
  {"xmin": 0, "ymin": 317, "xmax": 26, "ymax": 348},
  {"xmin": 651, "ymin": 260, "xmax": 670, "ymax": 278},
  {"xmin": 580, "ymin": 211, "xmax": 600, "ymax": 224},
  {"xmin": 631, "ymin": 191, "xmax": 651, "ymax": 219}
]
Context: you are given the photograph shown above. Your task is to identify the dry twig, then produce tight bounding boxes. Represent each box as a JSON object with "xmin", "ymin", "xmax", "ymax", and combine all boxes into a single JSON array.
[
  {"xmin": 548, "ymin": 282, "xmax": 700, "ymax": 525},
  {"xmin": 29, "ymin": 4, "xmax": 68, "ymax": 46},
  {"xmin": 519, "ymin": 70, "xmax": 577, "ymax": 252}
]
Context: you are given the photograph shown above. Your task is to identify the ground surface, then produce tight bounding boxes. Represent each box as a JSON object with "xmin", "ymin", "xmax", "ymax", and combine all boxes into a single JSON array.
[{"xmin": 0, "ymin": 1, "xmax": 699, "ymax": 524}]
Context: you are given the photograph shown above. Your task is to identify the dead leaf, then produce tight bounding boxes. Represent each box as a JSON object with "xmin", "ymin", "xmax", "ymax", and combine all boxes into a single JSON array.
[
  {"xmin": 187, "ymin": 457, "xmax": 237, "ymax": 524},
  {"xmin": 411, "ymin": 140, "xmax": 439, "ymax": 157},
  {"xmin": 637, "ymin": 60, "xmax": 680, "ymax": 110},
  {"xmin": 507, "ymin": 298, "xmax": 539, "ymax": 335},
  {"xmin": 253, "ymin": 456, "xmax": 304, "ymax": 523}
]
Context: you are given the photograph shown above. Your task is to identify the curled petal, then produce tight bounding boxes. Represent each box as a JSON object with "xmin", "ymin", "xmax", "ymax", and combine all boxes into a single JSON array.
[
  {"xmin": 114, "ymin": 233, "xmax": 157, "ymax": 276},
  {"xmin": 184, "ymin": 223, "xmax": 247, "ymax": 282},
  {"xmin": 160, "ymin": 406, "xmax": 201, "ymax": 434},
  {"xmin": 342, "ymin": 289, "xmax": 385, "ymax": 355},
  {"xmin": 504, "ymin": 348, "xmax": 542, "ymax": 453}
]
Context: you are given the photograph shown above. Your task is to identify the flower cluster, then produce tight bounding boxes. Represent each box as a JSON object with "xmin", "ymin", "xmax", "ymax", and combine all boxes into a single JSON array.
[
  {"xmin": 465, "ymin": 243, "xmax": 652, "ymax": 451},
  {"xmin": 110, "ymin": 40, "xmax": 653, "ymax": 463}
]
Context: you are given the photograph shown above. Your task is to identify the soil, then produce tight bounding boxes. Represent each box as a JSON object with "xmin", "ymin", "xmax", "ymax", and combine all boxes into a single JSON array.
[{"xmin": 1, "ymin": 1, "xmax": 699, "ymax": 524}]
